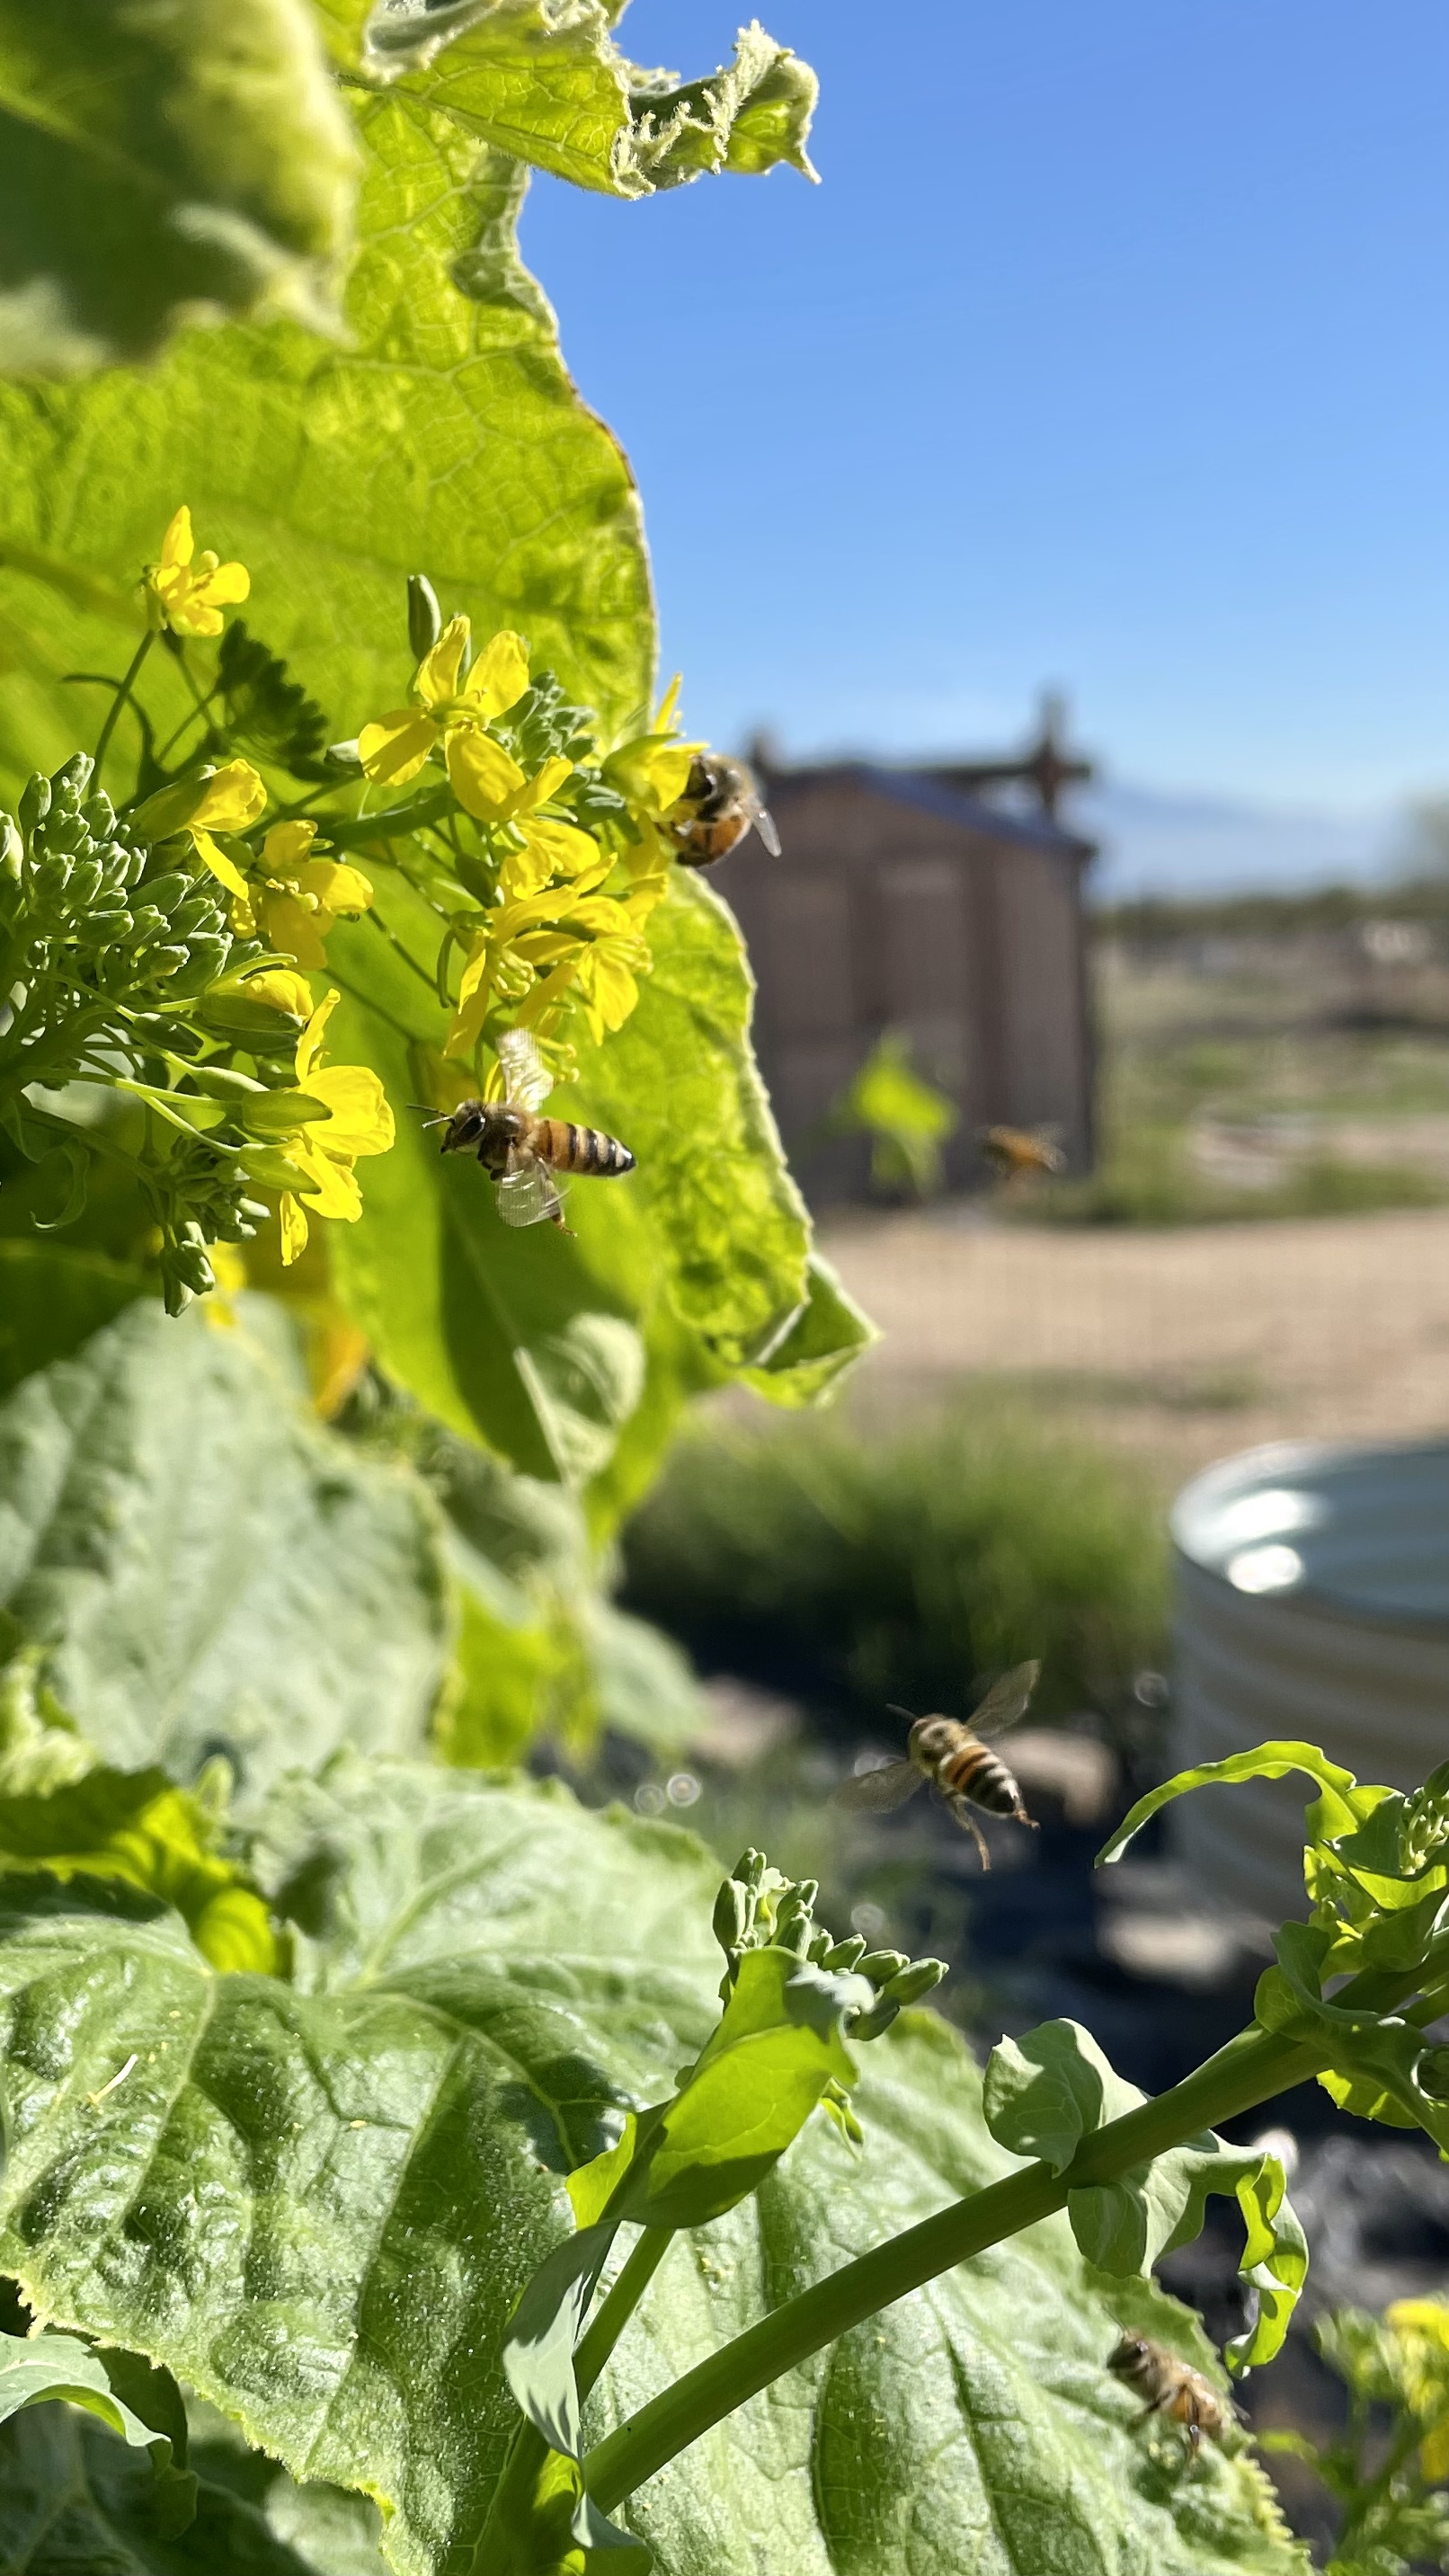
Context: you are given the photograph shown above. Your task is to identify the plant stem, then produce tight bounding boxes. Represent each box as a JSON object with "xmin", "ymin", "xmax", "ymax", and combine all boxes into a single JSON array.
[
  {"xmin": 584, "ymin": 2020, "xmax": 1328, "ymax": 2516},
  {"xmin": 325, "ymin": 786, "xmax": 455, "ymax": 848},
  {"xmin": 574, "ymin": 2230, "xmax": 674, "ymax": 2403},
  {"xmin": 93, "ymin": 633, "xmax": 155, "ymax": 788}
]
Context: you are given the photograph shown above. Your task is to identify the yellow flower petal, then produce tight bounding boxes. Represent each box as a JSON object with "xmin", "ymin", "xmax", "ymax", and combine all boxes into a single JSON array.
[
  {"xmin": 280, "ymin": 1193, "xmax": 309, "ymax": 1265},
  {"xmin": 511, "ymin": 755, "xmax": 573, "ymax": 817},
  {"xmin": 446, "ymin": 729, "xmax": 528, "ymax": 820},
  {"xmin": 262, "ymin": 820, "xmax": 318, "ymax": 871},
  {"xmin": 239, "ymin": 970, "xmax": 313, "ymax": 1018},
  {"xmin": 195, "ymin": 560, "xmax": 249, "ymax": 609},
  {"xmin": 191, "ymin": 760, "xmax": 267, "ymax": 835},
  {"xmin": 415, "ymin": 617, "xmax": 471, "ymax": 707},
  {"xmin": 1423, "ymin": 2421, "xmax": 1449, "ymax": 2483},
  {"xmin": 307, "ymin": 1065, "xmax": 395, "ymax": 1157},
  {"xmin": 456, "ymin": 934, "xmax": 493, "ymax": 1010},
  {"xmin": 160, "ymin": 506, "xmax": 194, "ymax": 571},
  {"xmin": 292, "ymin": 1143, "xmax": 363, "ymax": 1221},
  {"xmin": 296, "ymin": 989, "xmax": 341, "ymax": 1085},
  {"xmin": 654, "ymin": 673, "xmax": 682, "ymax": 732},
  {"xmin": 460, "ymin": 628, "xmax": 529, "ymax": 718},
  {"xmin": 260, "ymin": 888, "xmax": 328, "ymax": 971},
  {"xmin": 191, "ymin": 830, "xmax": 251, "ymax": 902},
  {"xmin": 504, "ymin": 814, "xmax": 600, "ymax": 895},
  {"xmin": 359, "ymin": 709, "xmax": 437, "ymax": 786},
  {"xmin": 297, "ymin": 858, "xmax": 374, "ymax": 917}
]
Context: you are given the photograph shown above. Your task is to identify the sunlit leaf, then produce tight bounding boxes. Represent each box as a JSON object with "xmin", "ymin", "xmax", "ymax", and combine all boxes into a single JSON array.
[{"xmin": 0, "ymin": 0, "xmax": 357, "ymax": 373}]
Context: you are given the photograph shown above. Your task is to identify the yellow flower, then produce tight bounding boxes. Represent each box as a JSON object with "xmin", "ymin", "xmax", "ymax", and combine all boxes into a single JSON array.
[
  {"xmin": 173, "ymin": 761, "xmax": 267, "ymax": 899},
  {"xmin": 602, "ymin": 675, "xmax": 703, "ymax": 821},
  {"xmin": 250, "ymin": 821, "xmax": 373, "ymax": 970},
  {"xmin": 357, "ymin": 618, "xmax": 568, "ymax": 820},
  {"xmin": 145, "ymin": 506, "xmax": 250, "ymax": 638},
  {"xmin": 271, "ymin": 991, "xmax": 395, "ymax": 1266},
  {"xmin": 1386, "ymin": 2301, "xmax": 1449, "ymax": 2479}
]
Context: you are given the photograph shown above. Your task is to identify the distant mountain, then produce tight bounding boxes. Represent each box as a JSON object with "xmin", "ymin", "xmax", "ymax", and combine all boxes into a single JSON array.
[{"xmin": 1072, "ymin": 780, "xmax": 1402, "ymax": 902}]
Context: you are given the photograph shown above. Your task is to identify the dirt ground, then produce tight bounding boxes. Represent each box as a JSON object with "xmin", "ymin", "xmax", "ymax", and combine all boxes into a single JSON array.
[{"xmin": 820, "ymin": 1205, "xmax": 1449, "ymax": 1489}]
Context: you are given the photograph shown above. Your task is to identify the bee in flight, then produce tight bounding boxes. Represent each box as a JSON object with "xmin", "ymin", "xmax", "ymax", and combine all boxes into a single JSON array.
[
  {"xmin": 833, "ymin": 1661, "xmax": 1042, "ymax": 1869},
  {"xmin": 427, "ymin": 1028, "xmax": 635, "ymax": 1231},
  {"xmin": 1107, "ymin": 2335, "xmax": 1229, "ymax": 2456},
  {"xmin": 981, "ymin": 1124, "xmax": 1066, "ymax": 1178},
  {"xmin": 667, "ymin": 751, "xmax": 781, "ymax": 868}
]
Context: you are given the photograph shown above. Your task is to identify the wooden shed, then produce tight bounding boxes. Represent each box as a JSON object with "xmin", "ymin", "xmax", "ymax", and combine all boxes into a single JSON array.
[{"xmin": 717, "ymin": 750, "xmax": 1098, "ymax": 1206}]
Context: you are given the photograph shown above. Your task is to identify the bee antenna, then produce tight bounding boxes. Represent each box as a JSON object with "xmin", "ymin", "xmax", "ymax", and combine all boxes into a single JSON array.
[
  {"xmin": 885, "ymin": 1703, "xmax": 920, "ymax": 1724},
  {"xmin": 406, "ymin": 1104, "xmax": 451, "ymax": 1127}
]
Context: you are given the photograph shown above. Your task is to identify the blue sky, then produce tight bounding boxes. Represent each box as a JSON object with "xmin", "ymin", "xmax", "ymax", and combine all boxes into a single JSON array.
[{"xmin": 520, "ymin": 0, "xmax": 1448, "ymax": 879}]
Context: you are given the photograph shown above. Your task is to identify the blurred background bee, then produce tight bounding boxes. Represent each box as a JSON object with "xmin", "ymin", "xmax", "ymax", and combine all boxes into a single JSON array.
[
  {"xmin": 833, "ymin": 1660, "xmax": 1041, "ymax": 1868},
  {"xmin": 667, "ymin": 751, "xmax": 781, "ymax": 867},
  {"xmin": 981, "ymin": 1123, "xmax": 1067, "ymax": 1179},
  {"xmin": 1107, "ymin": 2335, "xmax": 1230, "ymax": 2455},
  {"xmin": 426, "ymin": 1028, "xmax": 635, "ymax": 1230}
]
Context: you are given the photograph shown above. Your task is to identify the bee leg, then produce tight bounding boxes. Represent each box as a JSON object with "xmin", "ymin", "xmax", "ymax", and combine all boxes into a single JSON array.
[{"xmin": 957, "ymin": 1805, "xmax": 991, "ymax": 1872}]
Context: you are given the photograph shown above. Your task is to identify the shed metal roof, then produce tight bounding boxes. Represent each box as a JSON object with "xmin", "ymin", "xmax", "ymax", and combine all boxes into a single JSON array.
[{"xmin": 768, "ymin": 759, "xmax": 1095, "ymax": 862}]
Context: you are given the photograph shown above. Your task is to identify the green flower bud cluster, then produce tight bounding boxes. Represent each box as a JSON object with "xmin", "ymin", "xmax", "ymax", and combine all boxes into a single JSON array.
[
  {"xmin": 713, "ymin": 1848, "xmax": 947, "ymax": 2039},
  {"xmin": 1399, "ymin": 1779, "xmax": 1449, "ymax": 1879},
  {"xmin": 0, "ymin": 750, "xmax": 310, "ymax": 1316},
  {"xmin": 2, "ymin": 756, "xmax": 235, "ymax": 1030}
]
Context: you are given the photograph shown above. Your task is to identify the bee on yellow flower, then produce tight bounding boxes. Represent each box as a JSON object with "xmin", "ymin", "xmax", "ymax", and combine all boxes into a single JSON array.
[
  {"xmin": 263, "ymin": 990, "xmax": 396, "ymax": 1265},
  {"xmin": 145, "ymin": 507, "xmax": 250, "ymax": 638},
  {"xmin": 243, "ymin": 821, "xmax": 374, "ymax": 970},
  {"xmin": 601, "ymin": 677, "xmax": 703, "ymax": 823},
  {"xmin": 358, "ymin": 617, "xmax": 572, "ymax": 823}
]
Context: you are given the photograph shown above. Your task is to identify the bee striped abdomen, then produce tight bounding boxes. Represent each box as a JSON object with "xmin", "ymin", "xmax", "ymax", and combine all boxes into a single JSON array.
[
  {"xmin": 535, "ymin": 1117, "xmax": 635, "ymax": 1178},
  {"xmin": 942, "ymin": 1740, "xmax": 1026, "ymax": 1817}
]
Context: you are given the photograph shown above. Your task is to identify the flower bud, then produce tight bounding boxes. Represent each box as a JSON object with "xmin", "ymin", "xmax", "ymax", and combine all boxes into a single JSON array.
[
  {"xmin": 147, "ymin": 943, "xmax": 193, "ymax": 979},
  {"xmin": 774, "ymin": 1908, "xmax": 813, "ymax": 1959},
  {"xmin": 18, "ymin": 773, "xmax": 50, "ymax": 837},
  {"xmin": 129, "ymin": 768, "xmax": 218, "ymax": 842},
  {"xmin": 712, "ymin": 1877, "xmax": 752, "ymax": 1954},
  {"xmin": 733, "ymin": 1850, "xmax": 766, "ymax": 1891},
  {"xmin": 143, "ymin": 872, "xmax": 190, "ymax": 914},
  {"xmin": 82, "ymin": 791, "xmax": 116, "ymax": 838},
  {"xmin": 51, "ymin": 753, "xmax": 94, "ymax": 808},
  {"xmin": 407, "ymin": 573, "xmax": 443, "ymax": 661},
  {"xmin": 67, "ymin": 857, "xmax": 103, "ymax": 909},
  {"xmin": 823, "ymin": 1934, "xmax": 867, "ymax": 1973},
  {"xmin": 0, "ymin": 813, "xmax": 21, "ymax": 887},
  {"xmin": 849, "ymin": 1997, "xmax": 901, "ymax": 2042},
  {"xmin": 883, "ymin": 1959, "xmax": 947, "ymax": 2007},
  {"xmin": 858, "ymin": 1950, "xmax": 910, "ymax": 1988},
  {"xmin": 324, "ymin": 740, "xmax": 364, "ymax": 774}
]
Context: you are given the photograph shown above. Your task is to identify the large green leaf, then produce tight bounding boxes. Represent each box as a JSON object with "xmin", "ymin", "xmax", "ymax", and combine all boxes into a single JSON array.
[
  {"xmin": 0, "ymin": 0, "xmax": 357, "ymax": 374},
  {"xmin": 0, "ymin": 1301, "xmax": 449, "ymax": 1798},
  {"xmin": 0, "ymin": 1757, "xmax": 1304, "ymax": 2576},
  {"xmin": 0, "ymin": 108, "xmax": 650, "ymax": 792}
]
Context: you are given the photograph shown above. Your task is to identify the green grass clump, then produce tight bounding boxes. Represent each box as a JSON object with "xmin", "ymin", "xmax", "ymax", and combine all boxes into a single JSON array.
[{"xmin": 619, "ymin": 1396, "xmax": 1170, "ymax": 1733}]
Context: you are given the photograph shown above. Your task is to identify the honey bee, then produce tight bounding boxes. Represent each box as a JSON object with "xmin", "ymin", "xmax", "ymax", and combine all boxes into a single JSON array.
[
  {"xmin": 667, "ymin": 752, "xmax": 781, "ymax": 868},
  {"xmin": 981, "ymin": 1124, "xmax": 1066, "ymax": 1178},
  {"xmin": 429, "ymin": 1028, "xmax": 635, "ymax": 1230},
  {"xmin": 1107, "ymin": 2335, "xmax": 1229, "ymax": 2455},
  {"xmin": 833, "ymin": 1661, "xmax": 1041, "ymax": 1869}
]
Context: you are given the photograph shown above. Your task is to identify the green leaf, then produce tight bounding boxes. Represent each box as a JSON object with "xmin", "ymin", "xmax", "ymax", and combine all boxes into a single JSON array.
[
  {"xmin": 0, "ymin": 0, "xmax": 358, "ymax": 372},
  {"xmin": 985, "ymin": 2020, "xmax": 1307, "ymax": 2370},
  {"xmin": 0, "ymin": 112, "xmax": 650, "ymax": 799},
  {"xmin": 0, "ymin": 2327, "xmax": 197, "ymax": 2536},
  {"xmin": 982, "ymin": 2015, "xmax": 1141, "ymax": 2172},
  {"xmin": 360, "ymin": 7, "xmax": 817, "ymax": 199},
  {"xmin": 0, "ymin": 2402, "xmax": 324, "ymax": 2573},
  {"xmin": 738, "ymin": 1251, "xmax": 878, "ymax": 1408},
  {"xmin": 0, "ymin": 1300, "xmax": 449, "ymax": 1800},
  {"xmin": 1098, "ymin": 1739, "xmax": 1382, "ymax": 1865},
  {"xmin": 0, "ymin": 1757, "xmax": 1306, "ymax": 2575},
  {"xmin": 0, "ymin": 1762, "xmax": 278, "ymax": 1972}
]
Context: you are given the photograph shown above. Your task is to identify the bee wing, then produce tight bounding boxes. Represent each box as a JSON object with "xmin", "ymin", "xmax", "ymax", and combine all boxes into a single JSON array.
[
  {"xmin": 753, "ymin": 805, "xmax": 782, "ymax": 857},
  {"xmin": 832, "ymin": 1758, "xmax": 924, "ymax": 1813},
  {"xmin": 495, "ymin": 1146, "xmax": 557, "ymax": 1229},
  {"xmin": 969, "ymin": 1658, "xmax": 1041, "ymax": 1740},
  {"xmin": 497, "ymin": 1026, "xmax": 552, "ymax": 1115}
]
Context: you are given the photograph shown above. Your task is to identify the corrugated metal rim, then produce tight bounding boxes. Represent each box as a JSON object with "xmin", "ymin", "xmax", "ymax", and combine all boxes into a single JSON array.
[{"xmin": 1171, "ymin": 1436, "xmax": 1449, "ymax": 1639}]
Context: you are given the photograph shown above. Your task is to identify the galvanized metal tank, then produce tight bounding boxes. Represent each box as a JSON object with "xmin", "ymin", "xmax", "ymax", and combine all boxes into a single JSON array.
[{"xmin": 1168, "ymin": 1439, "xmax": 1449, "ymax": 1923}]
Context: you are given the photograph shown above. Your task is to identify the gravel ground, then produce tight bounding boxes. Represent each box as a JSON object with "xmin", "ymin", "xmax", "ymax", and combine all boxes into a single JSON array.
[{"xmin": 820, "ymin": 1204, "xmax": 1449, "ymax": 1484}]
